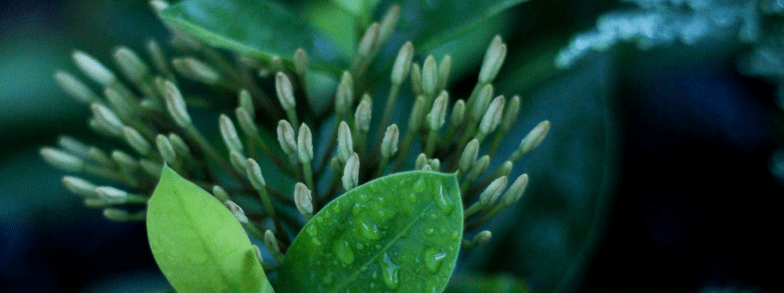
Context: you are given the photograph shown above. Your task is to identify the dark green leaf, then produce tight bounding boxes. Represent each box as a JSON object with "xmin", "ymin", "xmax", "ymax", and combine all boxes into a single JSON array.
[
  {"xmin": 147, "ymin": 166, "xmax": 273, "ymax": 293},
  {"xmin": 277, "ymin": 171, "xmax": 463, "ymax": 292},
  {"xmin": 160, "ymin": 0, "xmax": 344, "ymax": 73}
]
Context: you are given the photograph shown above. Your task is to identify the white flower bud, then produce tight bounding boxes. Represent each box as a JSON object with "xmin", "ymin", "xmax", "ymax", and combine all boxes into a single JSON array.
[
  {"xmin": 294, "ymin": 182, "xmax": 313, "ymax": 216},
  {"xmin": 264, "ymin": 230, "xmax": 281, "ymax": 254},
  {"xmin": 275, "ymin": 72, "xmax": 296, "ymax": 111},
  {"xmin": 167, "ymin": 133, "xmax": 190, "ymax": 157},
  {"xmin": 91, "ymin": 104, "xmax": 125, "ymax": 136},
  {"xmin": 246, "ymin": 158, "xmax": 266, "ymax": 190},
  {"xmin": 238, "ymin": 89, "xmax": 255, "ymax": 119},
  {"xmin": 514, "ymin": 120, "xmax": 550, "ymax": 160},
  {"xmin": 337, "ymin": 121, "xmax": 354, "ymax": 163},
  {"xmin": 421, "ymin": 56, "xmax": 438, "ymax": 96},
  {"xmin": 459, "ymin": 139, "xmax": 480, "ymax": 173},
  {"xmin": 293, "ymin": 49, "xmax": 310, "ymax": 76},
  {"xmin": 225, "ymin": 201, "xmax": 249, "ymax": 224},
  {"xmin": 140, "ymin": 159, "xmax": 162, "ymax": 178},
  {"xmin": 276, "ymin": 120, "xmax": 297, "ymax": 159},
  {"xmin": 235, "ymin": 107, "xmax": 258, "ymax": 137},
  {"xmin": 146, "ymin": 39, "xmax": 169, "ymax": 74},
  {"xmin": 408, "ymin": 96, "xmax": 428, "ymax": 131},
  {"xmin": 73, "ymin": 50, "xmax": 116, "ymax": 86},
  {"xmin": 381, "ymin": 124, "xmax": 399, "ymax": 158},
  {"xmin": 172, "ymin": 57, "xmax": 221, "ymax": 84},
  {"xmin": 104, "ymin": 88, "xmax": 135, "ymax": 121},
  {"xmin": 357, "ymin": 23, "xmax": 380, "ymax": 58},
  {"xmin": 342, "ymin": 153, "xmax": 359, "ymax": 191},
  {"xmin": 229, "ymin": 150, "xmax": 248, "ymax": 176},
  {"xmin": 438, "ymin": 55, "xmax": 452, "ymax": 90},
  {"xmin": 503, "ymin": 174, "xmax": 529, "ymax": 205},
  {"xmin": 379, "ymin": 4, "xmax": 401, "ymax": 42},
  {"xmin": 212, "ymin": 185, "xmax": 231, "ymax": 203},
  {"xmin": 479, "ymin": 42, "xmax": 506, "ymax": 84},
  {"xmin": 163, "ymin": 81, "xmax": 192, "ymax": 128},
  {"xmin": 451, "ymin": 100, "xmax": 466, "ymax": 126},
  {"xmin": 410, "ymin": 62, "xmax": 422, "ymax": 96},
  {"xmin": 57, "ymin": 135, "xmax": 91, "ymax": 159},
  {"xmin": 415, "ymin": 153, "xmax": 428, "ymax": 170},
  {"xmin": 95, "ymin": 186, "xmax": 128, "ymax": 204},
  {"xmin": 500, "ymin": 95, "xmax": 521, "ymax": 132},
  {"xmin": 156, "ymin": 134, "xmax": 177, "ymax": 164},
  {"xmin": 114, "ymin": 46, "xmax": 150, "ymax": 84},
  {"xmin": 467, "ymin": 155, "xmax": 490, "ymax": 180},
  {"xmin": 391, "ymin": 42, "xmax": 414, "ymax": 85},
  {"xmin": 354, "ymin": 95, "xmax": 372, "ymax": 132},
  {"xmin": 428, "ymin": 91, "xmax": 449, "ymax": 131},
  {"xmin": 479, "ymin": 176, "xmax": 508, "ymax": 206},
  {"xmin": 111, "ymin": 150, "xmax": 138, "ymax": 170},
  {"xmin": 62, "ymin": 176, "xmax": 98, "ymax": 198},
  {"xmin": 472, "ymin": 84, "xmax": 494, "ymax": 122},
  {"xmin": 54, "ymin": 71, "xmax": 99, "ymax": 104},
  {"xmin": 219, "ymin": 114, "xmax": 244, "ymax": 153},
  {"xmin": 472, "ymin": 230, "xmax": 492, "ymax": 247},
  {"xmin": 123, "ymin": 126, "xmax": 151, "ymax": 155},
  {"xmin": 479, "ymin": 96, "xmax": 505, "ymax": 135},
  {"xmin": 103, "ymin": 208, "xmax": 131, "ymax": 222},
  {"xmin": 297, "ymin": 123, "xmax": 314, "ymax": 164}
]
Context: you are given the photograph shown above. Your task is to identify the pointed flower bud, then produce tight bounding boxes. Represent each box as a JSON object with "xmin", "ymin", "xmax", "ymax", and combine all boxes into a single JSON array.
[
  {"xmin": 472, "ymin": 84, "xmax": 494, "ymax": 121},
  {"xmin": 149, "ymin": 0, "xmax": 169, "ymax": 14},
  {"xmin": 275, "ymin": 72, "xmax": 296, "ymax": 111},
  {"xmin": 225, "ymin": 201, "xmax": 249, "ymax": 224},
  {"xmin": 276, "ymin": 120, "xmax": 297, "ymax": 159},
  {"xmin": 246, "ymin": 158, "xmax": 266, "ymax": 190},
  {"xmin": 88, "ymin": 147, "xmax": 114, "ymax": 168},
  {"xmin": 163, "ymin": 81, "xmax": 192, "ymax": 127},
  {"xmin": 103, "ymin": 208, "xmax": 131, "ymax": 222},
  {"xmin": 410, "ymin": 62, "xmax": 423, "ymax": 96},
  {"xmin": 354, "ymin": 95, "xmax": 372, "ymax": 132},
  {"xmin": 212, "ymin": 185, "xmax": 231, "ymax": 203},
  {"xmin": 408, "ymin": 96, "xmax": 428, "ymax": 131},
  {"xmin": 95, "ymin": 186, "xmax": 128, "ymax": 204},
  {"xmin": 335, "ymin": 72, "xmax": 354, "ymax": 115},
  {"xmin": 73, "ymin": 50, "xmax": 116, "ymax": 86},
  {"xmin": 479, "ymin": 96, "xmax": 505, "ymax": 135},
  {"xmin": 357, "ymin": 23, "xmax": 380, "ymax": 58},
  {"xmin": 62, "ymin": 176, "xmax": 98, "ymax": 197},
  {"xmin": 459, "ymin": 139, "xmax": 480, "ymax": 173},
  {"xmin": 472, "ymin": 230, "xmax": 492, "ymax": 247},
  {"xmin": 451, "ymin": 100, "xmax": 466, "ymax": 126},
  {"xmin": 168, "ymin": 133, "xmax": 190, "ymax": 157},
  {"xmin": 146, "ymin": 39, "xmax": 169, "ymax": 74},
  {"xmin": 342, "ymin": 153, "xmax": 359, "ymax": 190},
  {"xmin": 379, "ymin": 4, "xmax": 401, "ymax": 42},
  {"xmin": 428, "ymin": 91, "xmax": 449, "ymax": 131},
  {"xmin": 104, "ymin": 88, "xmax": 135, "ymax": 121},
  {"xmin": 112, "ymin": 150, "xmax": 138, "ymax": 170},
  {"xmin": 91, "ymin": 104, "xmax": 125, "ymax": 136},
  {"xmin": 297, "ymin": 123, "xmax": 314, "ymax": 164},
  {"xmin": 391, "ymin": 42, "xmax": 414, "ymax": 85},
  {"xmin": 293, "ymin": 49, "xmax": 310, "ymax": 75},
  {"xmin": 229, "ymin": 150, "xmax": 248, "ymax": 176},
  {"xmin": 479, "ymin": 41, "xmax": 507, "ymax": 84},
  {"xmin": 479, "ymin": 176, "xmax": 508, "ymax": 206},
  {"xmin": 114, "ymin": 46, "xmax": 150, "ymax": 84},
  {"xmin": 468, "ymin": 155, "xmax": 491, "ymax": 180},
  {"xmin": 219, "ymin": 114, "xmax": 244, "ymax": 153},
  {"xmin": 515, "ymin": 120, "xmax": 550, "ymax": 159},
  {"xmin": 236, "ymin": 107, "xmax": 258, "ymax": 137},
  {"xmin": 238, "ymin": 89, "xmax": 255, "ymax": 119},
  {"xmin": 422, "ymin": 55, "xmax": 438, "ymax": 96},
  {"xmin": 503, "ymin": 174, "xmax": 529, "ymax": 205},
  {"xmin": 415, "ymin": 153, "xmax": 427, "ymax": 170},
  {"xmin": 264, "ymin": 230, "xmax": 281, "ymax": 254},
  {"xmin": 438, "ymin": 55, "xmax": 452, "ymax": 90},
  {"xmin": 172, "ymin": 57, "xmax": 220, "ymax": 84},
  {"xmin": 123, "ymin": 126, "xmax": 151, "ymax": 155},
  {"xmin": 294, "ymin": 182, "xmax": 313, "ymax": 215},
  {"xmin": 58, "ymin": 135, "xmax": 91, "ymax": 159},
  {"xmin": 500, "ymin": 95, "xmax": 521, "ymax": 132},
  {"xmin": 156, "ymin": 134, "xmax": 177, "ymax": 164},
  {"xmin": 381, "ymin": 124, "xmax": 399, "ymax": 158},
  {"xmin": 337, "ymin": 121, "xmax": 354, "ymax": 163},
  {"xmin": 429, "ymin": 158, "xmax": 441, "ymax": 171},
  {"xmin": 140, "ymin": 159, "xmax": 162, "ymax": 178},
  {"xmin": 54, "ymin": 71, "xmax": 99, "ymax": 104}
]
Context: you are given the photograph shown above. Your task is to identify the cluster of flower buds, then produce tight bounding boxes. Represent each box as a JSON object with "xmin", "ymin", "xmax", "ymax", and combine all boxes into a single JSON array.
[{"xmin": 41, "ymin": 1, "xmax": 549, "ymax": 265}]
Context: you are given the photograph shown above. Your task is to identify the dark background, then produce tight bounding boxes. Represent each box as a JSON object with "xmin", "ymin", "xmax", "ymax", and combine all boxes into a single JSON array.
[{"xmin": 1, "ymin": 0, "xmax": 780, "ymax": 292}]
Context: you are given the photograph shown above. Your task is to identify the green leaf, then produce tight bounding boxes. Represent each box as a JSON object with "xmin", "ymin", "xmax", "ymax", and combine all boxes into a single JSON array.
[
  {"xmin": 330, "ymin": 0, "xmax": 381, "ymax": 16},
  {"xmin": 160, "ymin": 0, "xmax": 344, "ymax": 73},
  {"xmin": 147, "ymin": 165, "xmax": 273, "ymax": 293},
  {"xmin": 277, "ymin": 171, "xmax": 463, "ymax": 292}
]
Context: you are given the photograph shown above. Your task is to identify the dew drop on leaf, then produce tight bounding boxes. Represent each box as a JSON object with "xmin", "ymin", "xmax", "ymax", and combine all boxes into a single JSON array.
[
  {"xmin": 334, "ymin": 239, "xmax": 355, "ymax": 265},
  {"xmin": 355, "ymin": 218, "xmax": 382, "ymax": 240},
  {"xmin": 423, "ymin": 246, "xmax": 447, "ymax": 274},
  {"xmin": 381, "ymin": 253, "xmax": 400, "ymax": 290}
]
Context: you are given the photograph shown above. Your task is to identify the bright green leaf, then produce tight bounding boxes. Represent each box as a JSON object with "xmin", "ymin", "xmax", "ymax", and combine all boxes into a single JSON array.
[
  {"xmin": 278, "ymin": 171, "xmax": 463, "ymax": 292},
  {"xmin": 147, "ymin": 165, "xmax": 273, "ymax": 293},
  {"xmin": 160, "ymin": 0, "xmax": 344, "ymax": 74}
]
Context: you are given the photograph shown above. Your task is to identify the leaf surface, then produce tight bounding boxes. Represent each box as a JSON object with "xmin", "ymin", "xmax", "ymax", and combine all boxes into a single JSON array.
[
  {"xmin": 278, "ymin": 171, "xmax": 463, "ymax": 292},
  {"xmin": 160, "ymin": 0, "xmax": 344, "ymax": 73},
  {"xmin": 147, "ymin": 165, "xmax": 273, "ymax": 293}
]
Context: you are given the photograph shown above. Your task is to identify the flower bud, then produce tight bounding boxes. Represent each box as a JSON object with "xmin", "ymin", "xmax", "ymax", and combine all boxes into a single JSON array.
[
  {"xmin": 123, "ymin": 126, "xmax": 151, "ymax": 155},
  {"xmin": 479, "ymin": 96, "xmax": 505, "ymax": 135},
  {"xmin": 275, "ymin": 72, "xmax": 296, "ymax": 111},
  {"xmin": 146, "ymin": 39, "xmax": 169, "ymax": 74},
  {"xmin": 479, "ymin": 42, "xmax": 506, "ymax": 84},
  {"xmin": 163, "ymin": 81, "xmax": 192, "ymax": 128},
  {"xmin": 276, "ymin": 120, "xmax": 297, "ymax": 159},
  {"xmin": 172, "ymin": 57, "xmax": 221, "ymax": 84},
  {"xmin": 235, "ymin": 107, "xmax": 258, "ymax": 137},
  {"xmin": 95, "ymin": 186, "xmax": 128, "ymax": 204},
  {"xmin": 156, "ymin": 134, "xmax": 177, "ymax": 164},
  {"xmin": 410, "ymin": 62, "xmax": 422, "ymax": 96},
  {"xmin": 428, "ymin": 91, "xmax": 449, "ymax": 131},
  {"xmin": 459, "ymin": 139, "xmax": 480, "ymax": 173},
  {"xmin": 415, "ymin": 153, "xmax": 427, "ymax": 170},
  {"xmin": 337, "ymin": 121, "xmax": 354, "ymax": 163},
  {"xmin": 140, "ymin": 159, "xmax": 162, "ymax": 178},
  {"xmin": 503, "ymin": 174, "xmax": 529, "ymax": 205},
  {"xmin": 167, "ymin": 133, "xmax": 190, "ymax": 157},
  {"xmin": 429, "ymin": 158, "xmax": 441, "ymax": 171},
  {"xmin": 73, "ymin": 50, "xmax": 116, "ymax": 86},
  {"xmin": 62, "ymin": 176, "xmax": 98, "ymax": 198},
  {"xmin": 451, "ymin": 100, "xmax": 466, "ymax": 126},
  {"xmin": 472, "ymin": 84, "xmax": 494, "ymax": 122},
  {"xmin": 438, "ymin": 55, "xmax": 452, "ymax": 90},
  {"xmin": 379, "ymin": 4, "xmax": 401, "ymax": 42},
  {"xmin": 212, "ymin": 185, "xmax": 231, "ymax": 203},
  {"xmin": 229, "ymin": 150, "xmax": 248, "ymax": 176},
  {"xmin": 246, "ymin": 158, "xmax": 266, "ymax": 190},
  {"xmin": 514, "ymin": 120, "xmax": 550, "ymax": 160},
  {"xmin": 41, "ymin": 147, "xmax": 85, "ymax": 172},
  {"xmin": 219, "ymin": 114, "xmax": 244, "ymax": 153},
  {"xmin": 103, "ymin": 208, "xmax": 131, "ymax": 222},
  {"xmin": 354, "ymin": 95, "xmax": 372, "ymax": 132},
  {"xmin": 342, "ymin": 153, "xmax": 359, "ymax": 190},
  {"xmin": 408, "ymin": 96, "xmax": 427, "ymax": 131},
  {"xmin": 294, "ymin": 182, "xmax": 313, "ymax": 216},
  {"xmin": 88, "ymin": 147, "xmax": 114, "ymax": 168},
  {"xmin": 114, "ymin": 46, "xmax": 150, "ymax": 84},
  {"xmin": 264, "ymin": 230, "xmax": 281, "ymax": 255},
  {"xmin": 357, "ymin": 23, "xmax": 380, "ymax": 58},
  {"xmin": 381, "ymin": 124, "xmax": 399, "ymax": 158},
  {"xmin": 391, "ymin": 42, "xmax": 414, "ymax": 85},
  {"xmin": 293, "ymin": 49, "xmax": 310, "ymax": 76},
  {"xmin": 105, "ymin": 88, "xmax": 135, "ymax": 121},
  {"xmin": 479, "ymin": 176, "xmax": 508, "ymax": 206},
  {"xmin": 500, "ymin": 95, "xmax": 521, "ymax": 132},
  {"xmin": 54, "ymin": 71, "xmax": 99, "ymax": 104},
  {"xmin": 238, "ymin": 89, "xmax": 255, "ymax": 119},
  {"xmin": 58, "ymin": 135, "xmax": 91, "ymax": 159},
  {"xmin": 225, "ymin": 201, "xmax": 248, "ymax": 224},
  {"xmin": 472, "ymin": 230, "xmax": 492, "ymax": 247},
  {"xmin": 421, "ymin": 56, "xmax": 438, "ymax": 96},
  {"xmin": 467, "ymin": 155, "xmax": 490, "ymax": 180},
  {"xmin": 297, "ymin": 123, "xmax": 314, "ymax": 164},
  {"xmin": 91, "ymin": 104, "xmax": 125, "ymax": 136},
  {"xmin": 112, "ymin": 150, "xmax": 138, "ymax": 171}
]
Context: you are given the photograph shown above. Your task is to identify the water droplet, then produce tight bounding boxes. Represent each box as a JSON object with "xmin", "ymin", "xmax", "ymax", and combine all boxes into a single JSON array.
[
  {"xmin": 435, "ymin": 186, "xmax": 455, "ymax": 215},
  {"xmin": 356, "ymin": 242, "xmax": 364, "ymax": 250},
  {"xmin": 380, "ymin": 253, "xmax": 400, "ymax": 290},
  {"xmin": 355, "ymin": 219, "xmax": 382, "ymax": 240},
  {"xmin": 312, "ymin": 237, "xmax": 322, "ymax": 246},
  {"xmin": 321, "ymin": 272, "xmax": 335, "ymax": 286},
  {"xmin": 425, "ymin": 227, "xmax": 435, "ymax": 236},
  {"xmin": 351, "ymin": 202, "xmax": 363, "ymax": 217},
  {"xmin": 423, "ymin": 246, "xmax": 447, "ymax": 274},
  {"xmin": 358, "ymin": 193, "xmax": 369, "ymax": 202},
  {"xmin": 306, "ymin": 224, "xmax": 318, "ymax": 236},
  {"xmin": 316, "ymin": 216, "xmax": 324, "ymax": 223},
  {"xmin": 334, "ymin": 240, "xmax": 355, "ymax": 265},
  {"xmin": 331, "ymin": 202, "xmax": 342, "ymax": 213},
  {"xmin": 414, "ymin": 176, "xmax": 426, "ymax": 193}
]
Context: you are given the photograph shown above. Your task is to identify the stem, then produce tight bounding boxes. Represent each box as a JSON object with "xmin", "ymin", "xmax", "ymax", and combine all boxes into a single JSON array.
[
  {"xmin": 371, "ymin": 84, "xmax": 401, "ymax": 157},
  {"xmin": 424, "ymin": 131, "xmax": 438, "ymax": 157}
]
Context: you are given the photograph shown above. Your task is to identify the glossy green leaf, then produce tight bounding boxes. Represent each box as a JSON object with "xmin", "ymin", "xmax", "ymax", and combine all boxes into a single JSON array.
[
  {"xmin": 147, "ymin": 165, "xmax": 273, "ymax": 293},
  {"xmin": 277, "ymin": 171, "xmax": 463, "ymax": 292},
  {"xmin": 160, "ymin": 0, "xmax": 344, "ymax": 73}
]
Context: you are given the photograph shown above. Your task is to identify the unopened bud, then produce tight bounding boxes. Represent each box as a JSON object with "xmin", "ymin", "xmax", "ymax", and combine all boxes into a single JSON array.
[
  {"xmin": 415, "ymin": 153, "xmax": 427, "ymax": 170},
  {"xmin": 514, "ymin": 120, "xmax": 550, "ymax": 160},
  {"xmin": 103, "ymin": 208, "xmax": 131, "ymax": 222},
  {"xmin": 429, "ymin": 158, "xmax": 440, "ymax": 171},
  {"xmin": 112, "ymin": 150, "xmax": 138, "ymax": 170},
  {"xmin": 163, "ymin": 81, "xmax": 192, "ymax": 127},
  {"xmin": 451, "ymin": 100, "xmax": 466, "ymax": 126},
  {"xmin": 408, "ymin": 96, "xmax": 427, "ymax": 131},
  {"xmin": 459, "ymin": 139, "xmax": 480, "ymax": 173},
  {"xmin": 428, "ymin": 91, "xmax": 449, "ymax": 131},
  {"xmin": 337, "ymin": 121, "xmax": 354, "ymax": 163},
  {"xmin": 91, "ymin": 104, "xmax": 125, "ymax": 136},
  {"xmin": 123, "ymin": 127, "xmax": 151, "ymax": 155},
  {"xmin": 235, "ymin": 108, "xmax": 258, "ymax": 137},
  {"xmin": 472, "ymin": 84, "xmax": 494, "ymax": 121},
  {"xmin": 58, "ymin": 135, "xmax": 91, "ymax": 159},
  {"xmin": 276, "ymin": 120, "xmax": 297, "ymax": 159},
  {"xmin": 264, "ymin": 230, "xmax": 281, "ymax": 254},
  {"xmin": 88, "ymin": 147, "xmax": 114, "ymax": 168},
  {"xmin": 114, "ymin": 46, "xmax": 150, "ymax": 84},
  {"xmin": 172, "ymin": 57, "xmax": 221, "ymax": 84},
  {"xmin": 479, "ymin": 42, "xmax": 506, "ymax": 84},
  {"xmin": 146, "ymin": 39, "xmax": 169, "ymax": 74},
  {"xmin": 54, "ymin": 71, "xmax": 99, "ymax": 104},
  {"xmin": 238, "ymin": 89, "xmax": 255, "ymax": 119},
  {"xmin": 438, "ymin": 55, "xmax": 452, "ymax": 90},
  {"xmin": 381, "ymin": 124, "xmax": 399, "ymax": 158},
  {"xmin": 472, "ymin": 230, "xmax": 492, "ymax": 247},
  {"xmin": 467, "ymin": 155, "xmax": 490, "ymax": 180},
  {"xmin": 294, "ymin": 182, "xmax": 313, "ymax": 215},
  {"xmin": 479, "ymin": 176, "xmax": 508, "ymax": 206},
  {"xmin": 275, "ymin": 72, "xmax": 296, "ymax": 111},
  {"xmin": 293, "ymin": 49, "xmax": 310, "ymax": 75},
  {"xmin": 219, "ymin": 115, "xmax": 243, "ymax": 153},
  {"xmin": 421, "ymin": 164, "xmax": 432, "ymax": 171},
  {"xmin": 140, "ymin": 159, "xmax": 162, "ymax": 178},
  {"xmin": 156, "ymin": 134, "xmax": 177, "ymax": 164},
  {"xmin": 391, "ymin": 42, "xmax": 414, "ymax": 85},
  {"xmin": 379, "ymin": 4, "xmax": 401, "ymax": 42},
  {"xmin": 149, "ymin": 0, "xmax": 169, "ymax": 14},
  {"xmin": 95, "ymin": 186, "xmax": 128, "ymax": 204},
  {"xmin": 479, "ymin": 96, "xmax": 505, "ymax": 135},
  {"xmin": 354, "ymin": 95, "xmax": 372, "ymax": 132},
  {"xmin": 225, "ymin": 201, "xmax": 248, "ymax": 224},
  {"xmin": 297, "ymin": 123, "xmax": 314, "ymax": 164},
  {"xmin": 62, "ymin": 176, "xmax": 98, "ymax": 197},
  {"xmin": 342, "ymin": 153, "xmax": 359, "ymax": 190},
  {"xmin": 357, "ymin": 23, "xmax": 380, "ymax": 58},
  {"xmin": 268, "ymin": 55, "xmax": 284, "ymax": 72},
  {"xmin": 500, "ymin": 95, "xmax": 521, "ymax": 132},
  {"xmin": 229, "ymin": 150, "xmax": 248, "ymax": 176},
  {"xmin": 503, "ymin": 174, "xmax": 529, "ymax": 205},
  {"xmin": 167, "ymin": 133, "xmax": 190, "ymax": 157},
  {"xmin": 422, "ymin": 56, "xmax": 438, "ymax": 96},
  {"xmin": 212, "ymin": 185, "xmax": 231, "ymax": 203},
  {"xmin": 105, "ymin": 88, "xmax": 135, "ymax": 121},
  {"xmin": 41, "ymin": 147, "xmax": 85, "ymax": 172},
  {"xmin": 410, "ymin": 62, "xmax": 422, "ymax": 96},
  {"xmin": 73, "ymin": 50, "xmax": 116, "ymax": 86},
  {"xmin": 246, "ymin": 158, "xmax": 266, "ymax": 190}
]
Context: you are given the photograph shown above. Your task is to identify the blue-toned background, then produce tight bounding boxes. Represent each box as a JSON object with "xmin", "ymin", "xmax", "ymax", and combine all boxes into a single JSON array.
[{"xmin": 1, "ymin": 0, "xmax": 779, "ymax": 292}]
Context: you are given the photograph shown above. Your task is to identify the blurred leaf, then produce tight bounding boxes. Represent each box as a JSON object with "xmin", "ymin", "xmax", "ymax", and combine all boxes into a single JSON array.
[
  {"xmin": 331, "ymin": 0, "xmax": 381, "ymax": 16},
  {"xmin": 277, "ymin": 171, "xmax": 463, "ymax": 292},
  {"xmin": 445, "ymin": 274, "xmax": 531, "ymax": 293},
  {"xmin": 147, "ymin": 166, "xmax": 273, "ymax": 293},
  {"xmin": 161, "ymin": 0, "xmax": 344, "ymax": 73},
  {"xmin": 302, "ymin": 1, "xmax": 358, "ymax": 59}
]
